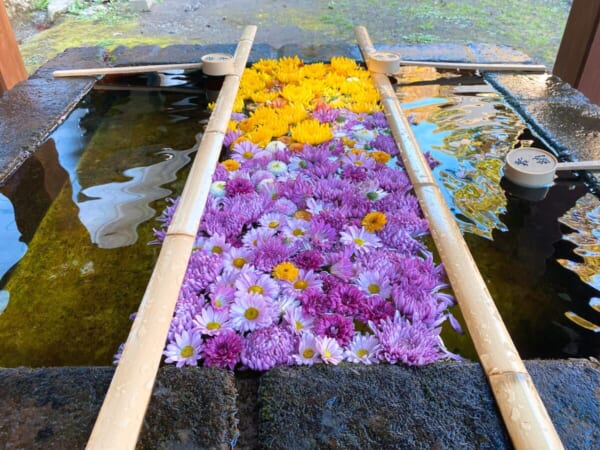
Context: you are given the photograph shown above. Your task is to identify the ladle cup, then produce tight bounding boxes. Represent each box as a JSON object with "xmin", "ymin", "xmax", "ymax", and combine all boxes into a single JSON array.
[{"xmin": 504, "ymin": 147, "xmax": 600, "ymax": 188}]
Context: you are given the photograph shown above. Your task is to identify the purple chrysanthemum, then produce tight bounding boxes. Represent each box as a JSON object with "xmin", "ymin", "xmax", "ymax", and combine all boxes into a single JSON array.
[
  {"xmin": 203, "ymin": 329, "xmax": 244, "ymax": 370},
  {"xmin": 328, "ymin": 283, "xmax": 366, "ymax": 317},
  {"xmin": 250, "ymin": 235, "xmax": 292, "ymax": 272},
  {"xmin": 298, "ymin": 287, "xmax": 328, "ymax": 316},
  {"xmin": 370, "ymin": 312, "xmax": 445, "ymax": 366},
  {"xmin": 182, "ymin": 251, "xmax": 224, "ymax": 293},
  {"xmin": 240, "ymin": 325, "xmax": 296, "ymax": 371},
  {"xmin": 226, "ymin": 177, "xmax": 255, "ymax": 196},
  {"xmin": 315, "ymin": 313, "xmax": 355, "ymax": 346},
  {"xmin": 370, "ymin": 134, "xmax": 398, "ymax": 156},
  {"xmin": 293, "ymin": 250, "xmax": 325, "ymax": 271}
]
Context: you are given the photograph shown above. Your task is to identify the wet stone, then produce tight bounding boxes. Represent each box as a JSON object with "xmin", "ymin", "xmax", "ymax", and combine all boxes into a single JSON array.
[
  {"xmin": 0, "ymin": 77, "xmax": 94, "ymax": 181},
  {"xmin": 486, "ymin": 72, "xmax": 600, "ymax": 187},
  {"xmin": 468, "ymin": 43, "xmax": 535, "ymax": 64},
  {"xmin": 30, "ymin": 46, "xmax": 107, "ymax": 80},
  {"xmin": 258, "ymin": 360, "xmax": 600, "ymax": 449},
  {"xmin": 279, "ymin": 43, "xmax": 361, "ymax": 63},
  {"xmin": 388, "ymin": 43, "xmax": 475, "ymax": 63},
  {"xmin": 0, "ymin": 366, "xmax": 238, "ymax": 449}
]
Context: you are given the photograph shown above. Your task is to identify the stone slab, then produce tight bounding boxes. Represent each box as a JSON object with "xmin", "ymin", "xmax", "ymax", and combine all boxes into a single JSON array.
[
  {"xmin": 258, "ymin": 360, "xmax": 600, "ymax": 449},
  {"xmin": 0, "ymin": 366, "xmax": 238, "ymax": 449},
  {"xmin": 486, "ymin": 72, "xmax": 600, "ymax": 186}
]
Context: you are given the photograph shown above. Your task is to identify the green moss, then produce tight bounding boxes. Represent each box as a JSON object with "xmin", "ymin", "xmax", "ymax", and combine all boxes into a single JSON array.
[{"xmin": 0, "ymin": 88, "xmax": 208, "ymax": 367}]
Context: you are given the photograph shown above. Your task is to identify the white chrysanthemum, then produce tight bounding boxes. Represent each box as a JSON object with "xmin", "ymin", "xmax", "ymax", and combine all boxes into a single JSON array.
[
  {"xmin": 284, "ymin": 306, "xmax": 315, "ymax": 334},
  {"xmin": 210, "ymin": 180, "xmax": 227, "ymax": 198},
  {"xmin": 267, "ymin": 160, "xmax": 288, "ymax": 176},
  {"xmin": 163, "ymin": 330, "xmax": 203, "ymax": 368},
  {"xmin": 294, "ymin": 333, "xmax": 321, "ymax": 365},
  {"xmin": 265, "ymin": 140, "xmax": 287, "ymax": 153},
  {"xmin": 193, "ymin": 307, "xmax": 230, "ymax": 336},
  {"xmin": 344, "ymin": 333, "xmax": 380, "ymax": 364},
  {"xmin": 356, "ymin": 270, "xmax": 392, "ymax": 298},
  {"xmin": 315, "ymin": 335, "xmax": 344, "ymax": 365},
  {"xmin": 229, "ymin": 292, "xmax": 275, "ymax": 332}
]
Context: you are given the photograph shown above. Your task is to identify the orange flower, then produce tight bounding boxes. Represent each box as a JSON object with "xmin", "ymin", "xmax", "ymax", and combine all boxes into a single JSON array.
[
  {"xmin": 221, "ymin": 159, "xmax": 240, "ymax": 172},
  {"xmin": 272, "ymin": 262, "xmax": 299, "ymax": 282},
  {"xmin": 370, "ymin": 151, "xmax": 391, "ymax": 164},
  {"xmin": 362, "ymin": 211, "xmax": 387, "ymax": 232}
]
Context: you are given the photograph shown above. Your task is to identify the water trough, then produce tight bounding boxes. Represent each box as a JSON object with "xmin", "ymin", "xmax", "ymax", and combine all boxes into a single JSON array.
[{"xmin": 0, "ymin": 35, "xmax": 599, "ymax": 449}]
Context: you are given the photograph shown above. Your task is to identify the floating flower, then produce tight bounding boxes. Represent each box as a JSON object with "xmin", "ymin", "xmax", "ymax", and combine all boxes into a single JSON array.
[
  {"xmin": 315, "ymin": 335, "xmax": 344, "ymax": 365},
  {"xmin": 315, "ymin": 313, "xmax": 355, "ymax": 346},
  {"xmin": 210, "ymin": 180, "xmax": 227, "ymax": 198},
  {"xmin": 229, "ymin": 292, "xmax": 275, "ymax": 332},
  {"xmin": 202, "ymin": 330, "xmax": 244, "ymax": 370},
  {"xmin": 234, "ymin": 269, "xmax": 280, "ymax": 299},
  {"xmin": 163, "ymin": 330, "xmax": 203, "ymax": 368},
  {"xmin": 241, "ymin": 325, "xmax": 295, "ymax": 370},
  {"xmin": 356, "ymin": 270, "xmax": 392, "ymax": 298},
  {"xmin": 283, "ymin": 306, "xmax": 315, "ymax": 334},
  {"xmin": 272, "ymin": 261, "xmax": 300, "ymax": 282},
  {"xmin": 362, "ymin": 211, "xmax": 387, "ymax": 232},
  {"xmin": 193, "ymin": 307, "xmax": 230, "ymax": 336},
  {"xmin": 221, "ymin": 159, "xmax": 240, "ymax": 172},
  {"xmin": 370, "ymin": 311, "xmax": 445, "ymax": 366},
  {"xmin": 339, "ymin": 225, "xmax": 382, "ymax": 255},
  {"xmin": 290, "ymin": 119, "xmax": 333, "ymax": 145},
  {"xmin": 294, "ymin": 333, "xmax": 321, "ymax": 365},
  {"xmin": 344, "ymin": 333, "xmax": 380, "ymax": 364}
]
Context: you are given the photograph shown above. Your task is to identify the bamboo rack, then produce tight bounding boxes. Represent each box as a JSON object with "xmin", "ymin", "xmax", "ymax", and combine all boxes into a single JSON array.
[
  {"xmin": 355, "ymin": 26, "xmax": 563, "ymax": 450},
  {"xmin": 53, "ymin": 62, "xmax": 204, "ymax": 78},
  {"xmin": 85, "ymin": 25, "xmax": 257, "ymax": 450},
  {"xmin": 397, "ymin": 60, "xmax": 547, "ymax": 73}
]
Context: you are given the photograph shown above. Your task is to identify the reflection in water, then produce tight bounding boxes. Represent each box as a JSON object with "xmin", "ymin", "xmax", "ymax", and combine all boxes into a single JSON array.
[
  {"xmin": 0, "ymin": 75, "xmax": 211, "ymax": 366},
  {"xmin": 396, "ymin": 68, "xmax": 599, "ymax": 360},
  {"xmin": 400, "ymin": 74, "xmax": 525, "ymax": 239},
  {"xmin": 0, "ymin": 194, "xmax": 25, "ymax": 313},
  {"xmin": 53, "ymin": 101, "xmax": 197, "ymax": 249},
  {"xmin": 558, "ymin": 193, "xmax": 600, "ymax": 333},
  {"xmin": 558, "ymin": 193, "xmax": 600, "ymax": 290},
  {"xmin": 77, "ymin": 146, "xmax": 195, "ymax": 248}
]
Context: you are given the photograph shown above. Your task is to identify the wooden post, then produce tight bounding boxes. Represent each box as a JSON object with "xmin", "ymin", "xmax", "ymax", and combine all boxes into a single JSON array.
[
  {"xmin": 553, "ymin": 0, "xmax": 600, "ymax": 105},
  {"xmin": 0, "ymin": 0, "xmax": 27, "ymax": 94}
]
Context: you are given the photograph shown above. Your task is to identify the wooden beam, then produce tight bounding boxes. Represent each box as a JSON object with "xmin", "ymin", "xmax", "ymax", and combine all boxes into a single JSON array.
[
  {"xmin": 553, "ymin": 0, "xmax": 600, "ymax": 104},
  {"xmin": 0, "ymin": 0, "xmax": 27, "ymax": 94},
  {"xmin": 578, "ymin": 17, "xmax": 600, "ymax": 105}
]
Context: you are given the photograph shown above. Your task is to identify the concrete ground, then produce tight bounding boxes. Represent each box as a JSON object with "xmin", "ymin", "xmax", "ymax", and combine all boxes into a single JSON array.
[{"xmin": 8, "ymin": 0, "xmax": 572, "ymax": 73}]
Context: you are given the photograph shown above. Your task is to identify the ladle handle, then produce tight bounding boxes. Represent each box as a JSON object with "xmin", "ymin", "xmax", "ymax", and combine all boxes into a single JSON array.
[{"xmin": 556, "ymin": 160, "xmax": 600, "ymax": 171}]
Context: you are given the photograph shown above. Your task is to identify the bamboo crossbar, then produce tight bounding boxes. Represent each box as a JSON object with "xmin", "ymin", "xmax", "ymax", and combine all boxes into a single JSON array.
[
  {"xmin": 85, "ymin": 25, "xmax": 257, "ymax": 450},
  {"xmin": 355, "ymin": 26, "xmax": 563, "ymax": 450},
  {"xmin": 53, "ymin": 62, "xmax": 204, "ymax": 78},
  {"xmin": 397, "ymin": 60, "xmax": 547, "ymax": 73}
]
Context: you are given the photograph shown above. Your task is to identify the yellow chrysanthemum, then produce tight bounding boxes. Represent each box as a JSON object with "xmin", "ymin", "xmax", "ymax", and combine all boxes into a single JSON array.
[
  {"xmin": 278, "ymin": 103, "xmax": 308, "ymax": 125},
  {"xmin": 290, "ymin": 119, "xmax": 333, "ymax": 145},
  {"xmin": 221, "ymin": 159, "xmax": 240, "ymax": 172},
  {"xmin": 362, "ymin": 211, "xmax": 387, "ymax": 232},
  {"xmin": 370, "ymin": 151, "xmax": 392, "ymax": 164},
  {"xmin": 281, "ymin": 84, "xmax": 315, "ymax": 108},
  {"xmin": 272, "ymin": 261, "xmax": 299, "ymax": 282},
  {"xmin": 245, "ymin": 126, "xmax": 274, "ymax": 148},
  {"xmin": 329, "ymin": 56, "xmax": 359, "ymax": 76}
]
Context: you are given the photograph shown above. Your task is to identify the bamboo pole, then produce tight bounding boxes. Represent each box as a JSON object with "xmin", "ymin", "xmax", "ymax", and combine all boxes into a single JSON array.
[
  {"xmin": 53, "ymin": 62, "xmax": 204, "ymax": 78},
  {"xmin": 85, "ymin": 25, "xmax": 257, "ymax": 450},
  {"xmin": 355, "ymin": 26, "xmax": 563, "ymax": 450},
  {"xmin": 397, "ymin": 60, "xmax": 547, "ymax": 73}
]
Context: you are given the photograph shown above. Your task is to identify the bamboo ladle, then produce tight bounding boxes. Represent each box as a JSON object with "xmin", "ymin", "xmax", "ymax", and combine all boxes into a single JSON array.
[{"xmin": 504, "ymin": 147, "xmax": 600, "ymax": 188}]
